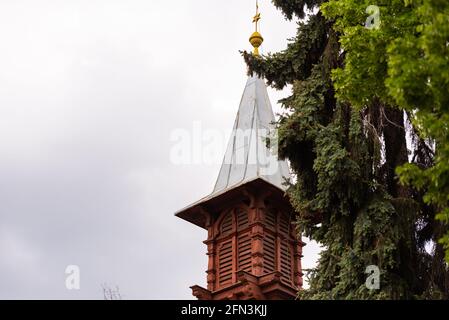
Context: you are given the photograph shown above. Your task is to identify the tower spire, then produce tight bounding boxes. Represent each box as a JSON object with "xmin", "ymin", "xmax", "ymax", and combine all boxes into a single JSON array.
[{"xmin": 249, "ymin": 0, "xmax": 264, "ymax": 56}]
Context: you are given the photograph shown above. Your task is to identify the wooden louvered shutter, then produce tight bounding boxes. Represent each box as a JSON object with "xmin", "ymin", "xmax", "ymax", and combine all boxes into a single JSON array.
[
  {"xmin": 237, "ymin": 233, "xmax": 252, "ymax": 272},
  {"xmin": 263, "ymin": 233, "xmax": 276, "ymax": 273},
  {"xmin": 280, "ymin": 240, "xmax": 293, "ymax": 282},
  {"xmin": 279, "ymin": 213, "xmax": 291, "ymax": 235},
  {"xmin": 237, "ymin": 209, "xmax": 251, "ymax": 273},
  {"xmin": 218, "ymin": 240, "xmax": 233, "ymax": 287},
  {"xmin": 237, "ymin": 209, "xmax": 249, "ymax": 230},
  {"xmin": 279, "ymin": 213, "xmax": 293, "ymax": 281},
  {"xmin": 220, "ymin": 212, "xmax": 233, "ymax": 235},
  {"xmin": 265, "ymin": 210, "xmax": 277, "ymax": 231}
]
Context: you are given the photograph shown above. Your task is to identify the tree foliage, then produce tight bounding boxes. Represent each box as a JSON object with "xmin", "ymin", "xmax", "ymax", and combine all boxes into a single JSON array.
[
  {"xmin": 243, "ymin": 0, "xmax": 449, "ymax": 299},
  {"xmin": 322, "ymin": 0, "xmax": 449, "ymax": 274},
  {"xmin": 387, "ymin": 0, "xmax": 449, "ymax": 263}
]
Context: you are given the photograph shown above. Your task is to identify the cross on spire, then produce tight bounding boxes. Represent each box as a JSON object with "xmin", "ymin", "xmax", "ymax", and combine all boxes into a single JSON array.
[
  {"xmin": 253, "ymin": 0, "xmax": 261, "ymax": 32},
  {"xmin": 249, "ymin": 0, "xmax": 264, "ymax": 56}
]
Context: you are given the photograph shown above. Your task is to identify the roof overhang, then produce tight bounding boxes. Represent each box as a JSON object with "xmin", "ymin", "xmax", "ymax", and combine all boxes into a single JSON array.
[{"xmin": 175, "ymin": 177, "xmax": 293, "ymax": 230}]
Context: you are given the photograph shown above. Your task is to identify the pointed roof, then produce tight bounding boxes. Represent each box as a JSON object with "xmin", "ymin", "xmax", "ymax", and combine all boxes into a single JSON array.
[
  {"xmin": 213, "ymin": 76, "xmax": 290, "ymax": 194},
  {"xmin": 175, "ymin": 76, "xmax": 291, "ymax": 228}
]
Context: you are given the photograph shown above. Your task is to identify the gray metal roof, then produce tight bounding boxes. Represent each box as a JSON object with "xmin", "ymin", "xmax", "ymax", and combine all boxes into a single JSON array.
[
  {"xmin": 175, "ymin": 76, "xmax": 291, "ymax": 225},
  {"xmin": 212, "ymin": 75, "xmax": 291, "ymax": 194}
]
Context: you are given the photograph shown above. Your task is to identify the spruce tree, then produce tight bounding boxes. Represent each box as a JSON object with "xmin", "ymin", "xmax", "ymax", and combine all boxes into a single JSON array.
[{"xmin": 243, "ymin": 0, "xmax": 449, "ymax": 299}]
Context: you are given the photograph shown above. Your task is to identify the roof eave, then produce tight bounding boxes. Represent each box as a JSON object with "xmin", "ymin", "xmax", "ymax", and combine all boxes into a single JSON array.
[{"xmin": 175, "ymin": 177, "xmax": 291, "ymax": 230}]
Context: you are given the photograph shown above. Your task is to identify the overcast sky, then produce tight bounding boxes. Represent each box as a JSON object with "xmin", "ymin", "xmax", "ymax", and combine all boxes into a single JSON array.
[{"xmin": 0, "ymin": 0, "xmax": 320, "ymax": 299}]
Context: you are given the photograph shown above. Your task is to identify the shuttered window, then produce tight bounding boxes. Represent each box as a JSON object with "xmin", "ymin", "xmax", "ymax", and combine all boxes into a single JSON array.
[
  {"xmin": 237, "ymin": 232, "xmax": 252, "ymax": 272},
  {"xmin": 217, "ymin": 208, "xmax": 251, "ymax": 288},
  {"xmin": 279, "ymin": 213, "xmax": 291, "ymax": 235},
  {"xmin": 218, "ymin": 240, "xmax": 233, "ymax": 286},
  {"xmin": 237, "ymin": 210, "xmax": 251, "ymax": 273},
  {"xmin": 265, "ymin": 210, "xmax": 277, "ymax": 231},
  {"xmin": 263, "ymin": 233, "xmax": 276, "ymax": 273},
  {"xmin": 237, "ymin": 209, "xmax": 249, "ymax": 230},
  {"xmin": 280, "ymin": 240, "xmax": 293, "ymax": 282},
  {"xmin": 220, "ymin": 212, "xmax": 233, "ymax": 235}
]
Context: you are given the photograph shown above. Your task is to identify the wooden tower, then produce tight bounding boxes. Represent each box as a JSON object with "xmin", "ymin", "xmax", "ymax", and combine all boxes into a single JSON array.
[
  {"xmin": 175, "ymin": 75, "xmax": 304, "ymax": 300},
  {"xmin": 175, "ymin": 3, "xmax": 304, "ymax": 300}
]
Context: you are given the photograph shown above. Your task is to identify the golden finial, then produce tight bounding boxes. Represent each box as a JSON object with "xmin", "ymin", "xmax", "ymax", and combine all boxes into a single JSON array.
[{"xmin": 249, "ymin": 0, "xmax": 264, "ymax": 56}]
